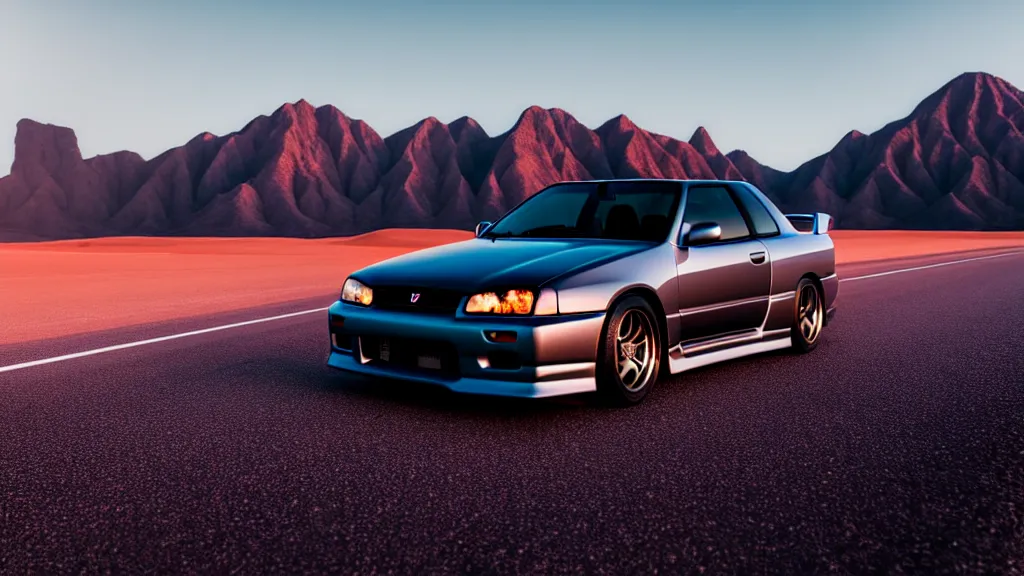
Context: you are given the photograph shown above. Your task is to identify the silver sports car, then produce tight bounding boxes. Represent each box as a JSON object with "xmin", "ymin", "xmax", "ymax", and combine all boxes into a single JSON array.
[{"xmin": 326, "ymin": 179, "xmax": 838, "ymax": 405}]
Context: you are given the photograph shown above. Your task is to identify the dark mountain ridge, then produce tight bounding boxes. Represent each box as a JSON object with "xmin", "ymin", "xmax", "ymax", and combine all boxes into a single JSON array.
[{"xmin": 1, "ymin": 71, "xmax": 1022, "ymax": 240}]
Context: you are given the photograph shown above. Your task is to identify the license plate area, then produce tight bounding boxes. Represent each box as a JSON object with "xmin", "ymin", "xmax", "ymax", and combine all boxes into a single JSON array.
[
  {"xmin": 416, "ymin": 354, "xmax": 442, "ymax": 370},
  {"xmin": 360, "ymin": 335, "xmax": 457, "ymax": 376}
]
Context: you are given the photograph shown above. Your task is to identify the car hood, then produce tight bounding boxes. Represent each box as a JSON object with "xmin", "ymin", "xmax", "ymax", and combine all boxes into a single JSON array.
[{"xmin": 352, "ymin": 238, "xmax": 652, "ymax": 292}]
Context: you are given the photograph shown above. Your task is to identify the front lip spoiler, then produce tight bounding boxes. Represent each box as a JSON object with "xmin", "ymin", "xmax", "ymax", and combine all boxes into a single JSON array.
[{"xmin": 326, "ymin": 351, "xmax": 597, "ymax": 399}]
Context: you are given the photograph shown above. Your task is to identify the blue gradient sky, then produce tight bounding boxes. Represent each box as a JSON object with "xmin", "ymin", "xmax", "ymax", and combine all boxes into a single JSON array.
[{"xmin": 3, "ymin": 0, "xmax": 1022, "ymax": 174}]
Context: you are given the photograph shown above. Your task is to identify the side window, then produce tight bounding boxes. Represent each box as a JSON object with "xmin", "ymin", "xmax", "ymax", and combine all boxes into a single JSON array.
[
  {"xmin": 732, "ymin": 185, "xmax": 780, "ymax": 237},
  {"xmin": 682, "ymin": 186, "xmax": 751, "ymax": 242}
]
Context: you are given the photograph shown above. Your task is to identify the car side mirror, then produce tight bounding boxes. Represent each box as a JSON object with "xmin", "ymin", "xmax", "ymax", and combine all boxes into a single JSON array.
[
  {"xmin": 685, "ymin": 222, "xmax": 722, "ymax": 246},
  {"xmin": 475, "ymin": 221, "xmax": 492, "ymax": 237}
]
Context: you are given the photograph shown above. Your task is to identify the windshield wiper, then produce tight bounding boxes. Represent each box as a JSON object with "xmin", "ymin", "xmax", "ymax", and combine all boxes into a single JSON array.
[
  {"xmin": 484, "ymin": 229, "xmax": 516, "ymax": 239},
  {"xmin": 518, "ymin": 225, "xmax": 582, "ymax": 238},
  {"xmin": 486, "ymin": 224, "xmax": 584, "ymax": 239}
]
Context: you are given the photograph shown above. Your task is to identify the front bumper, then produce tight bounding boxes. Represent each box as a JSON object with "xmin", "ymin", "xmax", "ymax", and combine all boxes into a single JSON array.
[{"xmin": 325, "ymin": 300, "xmax": 606, "ymax": 398}]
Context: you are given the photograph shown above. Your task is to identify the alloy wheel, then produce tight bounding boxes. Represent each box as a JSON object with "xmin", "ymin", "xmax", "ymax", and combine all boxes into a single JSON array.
[
  {"xmin": 617, "ymin": 309, "xmax": 656, "ymax": 391},
  {"xmin": 797, "ymin": 283, "xmax": 823, "ymax": 344}
]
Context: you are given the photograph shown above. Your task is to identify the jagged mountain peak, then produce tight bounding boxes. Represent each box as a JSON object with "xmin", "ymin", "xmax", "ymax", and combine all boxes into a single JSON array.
[{"xmin": 2, "ymin": 72, "xmax": 1023, "ymax": 240}]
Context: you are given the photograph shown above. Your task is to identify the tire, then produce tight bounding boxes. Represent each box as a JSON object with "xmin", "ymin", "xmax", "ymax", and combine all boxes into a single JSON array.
[
  {"xmin": 596, "ymin": 295, "xmax": 662, "ymax": 406},
  {"xmin": 791, "ymin": 277, "xmax": 824, "ymax": 353}
]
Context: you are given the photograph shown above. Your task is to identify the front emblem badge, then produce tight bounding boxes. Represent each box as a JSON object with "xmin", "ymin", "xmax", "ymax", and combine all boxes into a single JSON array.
[{"xmin": 410, "ymin": 292, "xmax": 421, "ymax": 303}]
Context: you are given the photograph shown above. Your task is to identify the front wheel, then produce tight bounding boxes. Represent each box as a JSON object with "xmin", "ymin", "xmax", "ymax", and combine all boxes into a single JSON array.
[
  {"xmin": 791, "ymin": 277, "xmax": 824, "ymax": 353},
  {"xmin": 596, "ymin": 296, "xmax": 662, "ymax": 406}
]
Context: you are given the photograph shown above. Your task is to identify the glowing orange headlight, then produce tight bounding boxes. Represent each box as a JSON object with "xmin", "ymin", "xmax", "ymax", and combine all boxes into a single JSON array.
[
  {"xmin": 341, "ymin": 278, "xmax": 373, "ymax": 306},
  {"xmin": 465, "ymin": 289, "xmax": 535, "ymax": 315}
]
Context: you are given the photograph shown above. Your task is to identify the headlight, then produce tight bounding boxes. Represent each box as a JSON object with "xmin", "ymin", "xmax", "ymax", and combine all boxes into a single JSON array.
[
  {"xmin": 465, "ymin": 289, "xmax": 535, "ymax": 315},
  {"xmin": 341, "ymin": 278, "xmax": 373, "ymax": 306}
]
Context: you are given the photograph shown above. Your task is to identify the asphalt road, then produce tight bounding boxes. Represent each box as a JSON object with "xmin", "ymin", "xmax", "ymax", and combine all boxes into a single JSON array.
[{"xmin": 2, "ymin": 250, "xmax": 1023, "ymax": 574}]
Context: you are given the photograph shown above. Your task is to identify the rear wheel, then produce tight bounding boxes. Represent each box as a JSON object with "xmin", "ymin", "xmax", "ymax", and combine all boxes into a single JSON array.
[
  {"xmin": 596, "ymin": 296, "xmax": 661, "ymax": 406},
  {"xmin": 791, "ymin": 277, "xmax": 824, "ymax": 353}
]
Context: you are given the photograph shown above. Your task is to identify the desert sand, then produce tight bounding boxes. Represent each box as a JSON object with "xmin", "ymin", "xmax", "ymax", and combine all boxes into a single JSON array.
[{"xmin": 2, "ymin": 229, "xmax": 1023, "ymax": 346}]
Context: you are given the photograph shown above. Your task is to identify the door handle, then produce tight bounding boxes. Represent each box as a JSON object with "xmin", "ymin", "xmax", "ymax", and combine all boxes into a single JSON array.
[{"xmin": 749, "ymin": 251, "xmax": 766, "ymax": 265}]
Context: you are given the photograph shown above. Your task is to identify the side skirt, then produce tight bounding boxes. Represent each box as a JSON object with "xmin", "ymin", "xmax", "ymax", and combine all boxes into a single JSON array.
[{"xmin": 667, "ymin": 328, "xmax": 792, "ymax": 374}]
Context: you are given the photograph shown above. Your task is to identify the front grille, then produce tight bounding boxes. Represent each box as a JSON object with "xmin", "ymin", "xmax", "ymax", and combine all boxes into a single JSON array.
[
  {"xmin": 372, "ymin": 286, "xmax": 464, "ymax": 315},
  {"xmin": 359, "ymin": 335, "xmax": 460, "ymax": 378}
]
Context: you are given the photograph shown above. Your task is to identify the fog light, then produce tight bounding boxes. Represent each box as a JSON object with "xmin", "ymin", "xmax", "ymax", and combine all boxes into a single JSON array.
[
  {"xmin": 329, "ymin": 315, "xmax": 345, "ymax": 329},
  {"xmin": 331, "ymin": 333, "xmax": 352, "ymax": 351},
  {"xmin": 484, "ymin": 330, "xmax": 517, "ymax": 343}
]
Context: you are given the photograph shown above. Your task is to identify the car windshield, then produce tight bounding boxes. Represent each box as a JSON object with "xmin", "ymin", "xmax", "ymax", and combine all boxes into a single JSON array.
[{"xmin": 483, "ymin": 181, "xmax": 682, "ymax": 242}]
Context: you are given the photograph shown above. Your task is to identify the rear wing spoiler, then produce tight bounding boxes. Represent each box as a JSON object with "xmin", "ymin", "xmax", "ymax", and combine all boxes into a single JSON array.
[
  {"xmin": 784, "ymin": 213, "xmax": 834, "ymax": 235},
  {"xmin": 782, "ymin": 213, "xmax": 831, "ymax": 233}
]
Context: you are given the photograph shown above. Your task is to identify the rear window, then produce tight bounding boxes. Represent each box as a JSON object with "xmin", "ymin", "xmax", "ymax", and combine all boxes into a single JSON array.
[{"xmin": 732, "ymin": 185, "xmax": 780, "ymax": 237}]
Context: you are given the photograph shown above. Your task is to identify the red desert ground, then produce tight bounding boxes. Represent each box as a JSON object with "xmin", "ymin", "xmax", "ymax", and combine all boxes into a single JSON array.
[
  {"xmin": 1, "ymin": 72, "xmax": 1023, "ymax": 343},
  {"xmin": 3, "ymin": 231, "xmax": 1024, "ymax": 345}
]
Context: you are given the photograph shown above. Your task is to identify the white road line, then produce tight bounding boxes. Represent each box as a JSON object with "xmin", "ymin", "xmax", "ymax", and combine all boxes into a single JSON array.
[
  {"xmin": 0, "ymin": 308, "xmax": 328, "ymax": 374},
  {"xmin": 840, "ymin": 250, "xmax": 1024, "ymax": 282},
  {"xmin": 2, "ymin": 249, "xmax": 1023, "ymax": 375}
]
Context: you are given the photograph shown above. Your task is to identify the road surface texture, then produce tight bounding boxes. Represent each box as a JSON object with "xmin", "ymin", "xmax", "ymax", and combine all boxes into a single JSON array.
[{"xmin": 2, "ymin": 249, "xmax": 1023, "ymax": 574}]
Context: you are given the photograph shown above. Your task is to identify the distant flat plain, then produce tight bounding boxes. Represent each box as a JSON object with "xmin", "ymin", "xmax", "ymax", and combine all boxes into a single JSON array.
[{"xmin": 2, "ymin": 230, "xmax": 1023, "ymax": 345}]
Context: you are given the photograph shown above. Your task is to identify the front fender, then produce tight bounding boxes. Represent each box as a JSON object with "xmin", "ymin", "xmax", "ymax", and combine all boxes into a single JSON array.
[{"xmin": 549, "ymin": 243, "xmax": 679, "ymax": 315}]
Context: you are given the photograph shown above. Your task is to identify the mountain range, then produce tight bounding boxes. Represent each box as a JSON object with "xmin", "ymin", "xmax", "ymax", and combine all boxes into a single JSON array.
[{"xmin": 1, "ymin": 71, "xmax": 1022, "ymax": 241}]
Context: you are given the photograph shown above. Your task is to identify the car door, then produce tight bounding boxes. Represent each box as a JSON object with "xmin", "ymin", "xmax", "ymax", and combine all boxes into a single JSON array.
[{"xmin": 674, "ymin": 184, "xmax": 772, "ymax": 343}]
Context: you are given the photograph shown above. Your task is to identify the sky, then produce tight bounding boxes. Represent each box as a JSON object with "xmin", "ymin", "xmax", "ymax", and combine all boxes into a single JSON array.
[{"xmin": 2, "ymin": 0, "xmax": 1022, "ymax": 174}]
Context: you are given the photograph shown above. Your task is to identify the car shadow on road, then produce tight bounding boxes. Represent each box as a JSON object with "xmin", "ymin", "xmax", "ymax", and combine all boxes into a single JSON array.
[
  {"xmin": 260, "ymin": 343, "xmax": 813, "ymax": 418},
  {"xmin": 319, "ymin": 370, "xmax": 599, "ymax": 416},
  {"xmin": 308, "ymin": 341, "xmax": 818, "ymax": 413}
]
